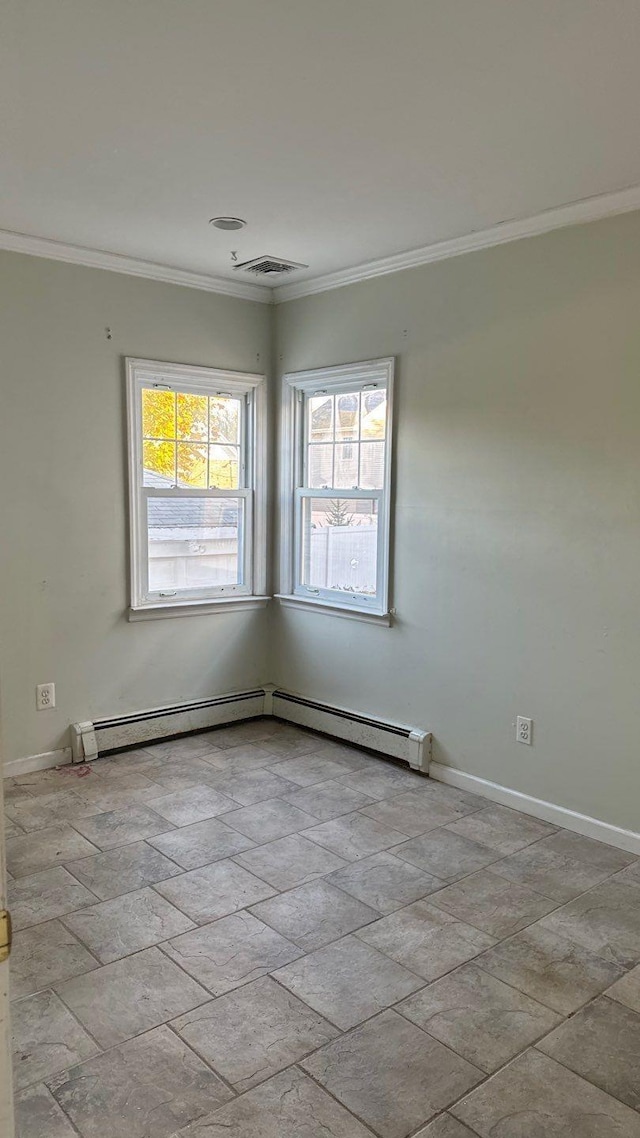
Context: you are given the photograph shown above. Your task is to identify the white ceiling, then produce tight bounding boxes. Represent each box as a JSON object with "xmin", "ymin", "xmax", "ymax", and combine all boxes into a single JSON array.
[{"xmin": 3, "ymin": 0, "xmax": 640, "ymax": 293}]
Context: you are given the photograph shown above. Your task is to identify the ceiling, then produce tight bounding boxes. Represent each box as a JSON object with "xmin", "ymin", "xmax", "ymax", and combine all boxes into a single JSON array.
[{"xmin": 3, "ymin": 0, "xmax": 640, "ymax": 295}]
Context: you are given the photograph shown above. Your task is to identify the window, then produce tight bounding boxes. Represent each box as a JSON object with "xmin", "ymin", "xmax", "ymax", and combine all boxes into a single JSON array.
[
  {"xmin": 279, "ymin": 358, "xmax": 394, "ymax": 620},
  {"xmin": 127, "ymin": 358, "xmax": 267, "ymax": 617}
]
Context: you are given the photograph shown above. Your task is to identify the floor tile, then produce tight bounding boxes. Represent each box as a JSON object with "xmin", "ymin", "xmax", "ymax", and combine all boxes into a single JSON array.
[
  {"xmin": 206, "ymin": 768, "xmax": 298, "ymax": 806},
  {"xmin": 537, "ymin": 995, "xmax": 640, "ymax": 1110},
  {"xmin": 9, "ymin": 867, "xmax": 98, "ymax": 931},
  {"xmin": 154, "ymin": 859, "xmax": 276, "ymax": 923},
  {"xmin": 273, "ymin": 934, "xmax": 423, "ymax": 1029},
  {"xmin": 281, "ymin": 778, "xmax": 375, "ymax": 819},
  {"xmin": 202, "ymin": 743, "xmax": 278, "ymax": 774},
  {"xmin": 223, "ymin": 798, "xmax": 318, "ymax": 842},
  {"xmin": 539, "ymin": 876, "xmax": 640, "ymax": 967},
  {"xmin": 12, "ymin": 989, "xmax": 98, "ymax": 1091},
  {"xmin": 70, "ymin": 805, "xmax": 173, "ymax": 851},
  {"xmin": 63, "ymin": 886, "xmax": 195, "ymax": 962},
  {"xmin": 361, "ymin": 788, "xmax": 481, "ymax": 837},
  {"xmin": 478, "ymin": 923, "xmax": 625, "ymax": 1014},
  {"xmin": 267, "ymin": 753, "xmax": 364, "ymax": 787},
  {"xmin": 6, "ymin": 789, "xmax": 101, "ymax": 833},
  {"xmin": 489, "ymin": 842, "xmax": 619, "ymax": 902},
  {"xmin": 15, "ymin": 1082, "xmax": 78, "ymax": 1138},
  {"xmin": 414, "ymin": 1116, "xmax": 479, "ymax": 1138},
  {"xmin": 55, "ymin": 946, "xmax": 209, "ymax": 1048},
  {"xmin": 148, "ymin": 817, "xmax": 255, "ymax": 869},
  {"xmin": 302, "ymin": 812, "xmax": 408, "ymax": 860},
  {"xmin": 445, "ymin": 804, "xmax": 557, "ymax": 854},
  {"xmin": 357, "ymin": 899, "xmax": 494, "ymax": 981},
  {"xmin": 326, "ymin": 851, "xmax": 444, "ymax": 913},
  {"xmin": 233, "ymin": 833, "xmax": 348, "ymax": 890},
  {"xmin": 172, "ymin": 1066, "xmax": 372, "ymax": 1137},
  {"xmin": 65, "ymin": 840, "xmax": 182, "ymax": 900},
  {"xmin": 5, "ymin": 816, "xmax": 23, "ymax": 839},
  {"xmin": 10, "ymin": 920, "xmax": 98, "ymax": 999},
  {"xmin": 138, "ymin": 759, "xmax": 226, "ymax": 795},
  {"xmin": 336, "ymin": 763, "xmax": 424, "ymax": 801},
  {"xmin": 615, "ymin": 859, "xmax": 640, "ymax": 887},
  {"xmin": 7, "ymin": 823, "xmax": 99, "ymax": 878},
  {"xmin": 143, "ymin": 734, "xmax": 222, "ymax": 761},
  {"xmin": 250, "ymin": 879, "xmax": 379, "ymax": 950},
  {"xmin": 172, "ymin": 975, "xmax": 339, "ymax": 1092},
  {"xmin": 47, "ymin": 1024, "xmax": 233, "ymax": 1138},
  {"xmin": 146, "ymin": 784, "xmax": 237, "ymax": 826},
  {"xmin": 392, "ymin": 829, "xmax": 499, "ymax": 881},
  {"xmin": 72, "ymin": 779, "xmax": 175, "ymax": 811},
  {"xmin": 259, "ymin": 729, "xmax": 326, "ymax": 758},
  {"xmin": 430, "ymin": 870, "xmax": 557, "ymax": 938},
  {"xmin": 606, "ymin": 962, "xmax": 640, "ymax": 1013},
  {"xmin": 452, "ymin": 1048, "xmax": 640, "ymax": 1137},
  {"xmin": 162, "ymin": 910, "xmax": 303, "ymax": 995},
  {"xmin": 537, "ymin": 830, "xmax": 636, "ymax": 874},
  {"xmin": 399, "ymin": 962, "xmax": 560, "ymax": 1073},
  {"xmin": 303, "ymin": 1008, "xmax": 481, "ymax": 1138}
]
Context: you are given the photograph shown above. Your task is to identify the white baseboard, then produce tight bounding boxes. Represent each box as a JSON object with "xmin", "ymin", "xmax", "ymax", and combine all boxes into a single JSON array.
[
  {"xmin": 430, "ymin": 761, "xmax": 640, "ymax": 857},
  {"xmin": 3, "ymin": 748, "xmax": 72, "ymax": 778}
]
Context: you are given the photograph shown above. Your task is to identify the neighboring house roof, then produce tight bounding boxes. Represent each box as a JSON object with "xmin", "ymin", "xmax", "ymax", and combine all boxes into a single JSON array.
[{"xmin": 144, "ymin": 469, "xmax": 238, "ymax": 537}]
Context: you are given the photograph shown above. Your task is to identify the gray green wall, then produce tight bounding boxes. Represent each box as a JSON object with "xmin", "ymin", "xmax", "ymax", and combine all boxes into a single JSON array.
[
  {"xmin": 0, "ymin": 252, "xmax": 272, "ymax": 766},
  {"xmin": 274, "ymin": 210, "xmax": 640, "ymax": 832}
]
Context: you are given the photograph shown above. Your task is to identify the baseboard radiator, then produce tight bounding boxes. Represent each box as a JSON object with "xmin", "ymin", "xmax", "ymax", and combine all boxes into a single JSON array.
[
  {"xmin": 270, "ymin": 689, "xmax": 431, "ymax": 773},
  {"xmin": 65, "ymin": 685, "xmax": 430, "ymax": 772},
  {"xmin": 70, "ymin": 689, "xmax": 267, "ymax": 761}
]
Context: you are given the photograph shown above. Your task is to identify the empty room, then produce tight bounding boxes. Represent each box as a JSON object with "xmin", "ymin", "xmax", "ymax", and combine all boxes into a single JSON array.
[{"xmin": 2, "ymin": 2, "xmax": 640, "ymax": 1135}]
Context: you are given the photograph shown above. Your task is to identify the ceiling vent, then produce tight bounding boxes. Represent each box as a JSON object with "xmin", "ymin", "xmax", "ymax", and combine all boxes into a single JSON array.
[{"xmin": 233, "ymin": 255, "xmax": 308, "ymax": 276}]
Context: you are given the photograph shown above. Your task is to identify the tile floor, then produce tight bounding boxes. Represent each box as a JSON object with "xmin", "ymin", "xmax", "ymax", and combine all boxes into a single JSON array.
[{"xmin": 6, "ymin": 718, "xmax": 640, "ymax": 1137}]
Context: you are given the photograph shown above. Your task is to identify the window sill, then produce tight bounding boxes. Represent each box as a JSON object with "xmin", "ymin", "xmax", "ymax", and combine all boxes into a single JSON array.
[
  {"xmin": 128, "ymin": 596, "xmax": 270, "ymax": 621},
  {"xmin": 275, "ymin": 594, "xmax": 392, "ymax": 626}
]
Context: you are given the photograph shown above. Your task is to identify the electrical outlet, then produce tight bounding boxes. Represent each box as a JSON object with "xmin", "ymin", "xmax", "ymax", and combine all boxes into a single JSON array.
[
  {"xmin": 36, "ymin": 683, "xmax": 56, "ymax": 711},
  {"xmin": 516, "ymin": 716, "xmax": 532, "ymax": 745}
]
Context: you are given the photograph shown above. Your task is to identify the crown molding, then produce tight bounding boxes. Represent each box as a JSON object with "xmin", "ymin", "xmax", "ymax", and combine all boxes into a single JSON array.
[
  {"xmin": 274, "ymin": 182, "xmax": 640, "ymax": 302},
  {"xmin": 0, "ymin": 229, "xmax": 273, "ymax": 303}
]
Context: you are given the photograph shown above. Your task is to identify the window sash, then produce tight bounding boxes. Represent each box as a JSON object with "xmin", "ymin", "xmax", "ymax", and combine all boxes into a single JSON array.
[
  {"xmin": 293, "ymin": 491, "xmax": 386, "ymax": 610},
  {"xmin": 128, "ymin": 359, "xmax": 266, "ymax": 610}
]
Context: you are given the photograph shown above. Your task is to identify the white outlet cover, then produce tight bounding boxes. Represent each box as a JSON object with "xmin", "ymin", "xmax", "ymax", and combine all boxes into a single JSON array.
[
  {"xmin": 516, "ymin": 716, "xmax": 532, "ymax": 745},
  {"xmin": 36, "ymin": 683, "xmax": 56, "ymax": 710}
]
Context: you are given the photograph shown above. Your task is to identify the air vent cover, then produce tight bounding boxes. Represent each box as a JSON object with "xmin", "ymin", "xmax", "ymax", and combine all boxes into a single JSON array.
[{"xmin": 233, "ymin": 255, "xmax": 308, "ymax": 276}]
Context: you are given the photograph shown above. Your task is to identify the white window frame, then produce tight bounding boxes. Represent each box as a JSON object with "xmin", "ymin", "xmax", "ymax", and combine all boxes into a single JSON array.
[
  {"xmin": 126, "ymin": 357, "xmax": 268, "ymax": 619},
  {"xmin": 278, "ymin": 357, "xmax": 394, "ymax": 623}
]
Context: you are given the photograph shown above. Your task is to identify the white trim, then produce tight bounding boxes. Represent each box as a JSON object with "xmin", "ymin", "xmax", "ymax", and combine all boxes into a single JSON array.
[
  {"xmin": 430, "ymin": 761, "xmax": 640, "ymax": 857},
  {"xmin": 0, "ymin": 228, "xmax": 272, "ymax": 302},
  {"xmin": 129, "ymin": 596, "xmax": 269, "ymax": 620},
  {"xmin": 3, "ymin": 748, "xmax": 72, "ymax": 778},
  {"xmin": 126, "ymin": 358, "xmax": 268, "ymax": 612},
  {"xmin": 274, "ymin": 182, "xmax": 640, "ymax": 302},
  {"xmin": 279, "ymin": 358, "xmax": 394, "ymax": 617},
  {"xmin": 275, "ymin": 594, "xmax": 391, "ymax": 626}
]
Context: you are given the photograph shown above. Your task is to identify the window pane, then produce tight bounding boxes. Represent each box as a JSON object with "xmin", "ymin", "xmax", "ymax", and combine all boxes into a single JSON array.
[
  {"xmin": 335, "ymin": 392, "xmax": 360, "ymax": 441},
  {"xmin": 209, "ymin": 444, "xmax": 239, "ymax": 489},
  {"xmin": 142, "ymin": 388, "xmax": 175, "ymax": 439},
  {"xmin": 143, "ymin": 440, "xmax": 175, "ymax": 486},
  {"xmin": 177, "ymin": 443, "xmax": 207, "ymax": 488},
  {"xmin": 308, "ymin": 395, "xmax": 333, "ymax": 442},
  {"xmin": 359, "ymin": 441, "xmax": 385, "ymax": 489},
  {"xmin": 334, "ymin": 443, "xmax": 359, "ymax": 489},
  {"xmin": 300, "ymin": 497, "xmax": 378, "ymax": 597},
  {"xmin": 210, "ymin": 397, "xmax": 241, "ymax": 444},
  {"xmin": 147, "ymin": 496, "xmax": 243, "ymax": 592},
  {"xmin": 361, "ymin": 391, "xmax": 387, "ymax": 439},
  {"xmin": 177, "ymin": 393, "xmax": 208, "ymax": 440},
  {"xmin": 307, "ymin": 445, "xmax": 333, "ymax": 488}
]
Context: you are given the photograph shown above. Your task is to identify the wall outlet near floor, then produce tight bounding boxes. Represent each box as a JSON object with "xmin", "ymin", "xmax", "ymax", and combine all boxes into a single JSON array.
[
  {"xmin": 36, "ymin": 682, "xmax": 56, "ymax": 710},
  {"xmin": 516, "ymin": 716, "xmax": 532, "ymax": 745}
]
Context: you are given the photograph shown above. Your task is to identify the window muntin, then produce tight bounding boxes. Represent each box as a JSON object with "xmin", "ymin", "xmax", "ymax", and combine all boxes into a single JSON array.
[
  {"xmin": 284, "ymin": 359, "xmax": 393, "ymax": 616},
  {"xmin": 128, "ymin": 360, "xmax": 265, "ymax": 611}
]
